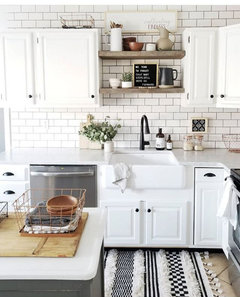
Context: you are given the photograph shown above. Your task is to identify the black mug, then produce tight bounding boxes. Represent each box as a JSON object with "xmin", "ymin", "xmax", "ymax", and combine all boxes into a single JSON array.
[{"xmin": 159, "ymin": 68, "xmax": 178, "ymax": 87}]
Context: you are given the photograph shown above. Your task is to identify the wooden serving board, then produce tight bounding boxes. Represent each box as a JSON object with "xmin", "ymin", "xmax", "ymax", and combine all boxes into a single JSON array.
[{"xmin": 0, "ymin": 213, "xmax": 88, "ymax": 258}]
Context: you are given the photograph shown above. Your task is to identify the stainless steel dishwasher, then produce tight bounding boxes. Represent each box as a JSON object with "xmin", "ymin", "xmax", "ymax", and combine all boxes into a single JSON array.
[{"xmin": 30, "ymin": 165, "xmax": 97, "ymax": 207}]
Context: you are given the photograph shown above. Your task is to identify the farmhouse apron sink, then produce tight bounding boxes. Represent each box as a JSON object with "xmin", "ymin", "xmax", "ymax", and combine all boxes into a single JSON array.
[{"xmin": 102, "ymin": 151, "xmax": 185, "ymax": 189}]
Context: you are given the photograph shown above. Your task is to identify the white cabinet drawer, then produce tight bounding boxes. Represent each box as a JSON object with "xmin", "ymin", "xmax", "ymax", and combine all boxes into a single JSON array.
[
  {"xmin": 0, "ymin": 165, "xmax": 29, "ymax": 181},
  {"xmin": 0, "ymin": 181, "xmax": 29, "ymax": 211},
  {"xmin": 195, "ymin": 168, "xmax": 224, "ymax": 182}
]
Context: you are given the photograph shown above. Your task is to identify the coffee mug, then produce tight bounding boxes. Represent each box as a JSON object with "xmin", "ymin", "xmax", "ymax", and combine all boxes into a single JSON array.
[{"xmin": 159, "ymin": 68, "xmax": 178, "ymax": 88}]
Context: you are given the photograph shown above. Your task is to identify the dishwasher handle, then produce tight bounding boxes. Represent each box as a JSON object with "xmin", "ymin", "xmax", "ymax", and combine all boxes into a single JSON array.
[{"xmin": 30, "ymin": 171, "xmax": 94, "ymax": 177}]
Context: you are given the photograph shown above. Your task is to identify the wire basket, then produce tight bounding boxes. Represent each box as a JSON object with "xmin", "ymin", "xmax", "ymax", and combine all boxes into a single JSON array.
[
  {"xmin": 223, "ymin": 134, "xmax": 240, "ymax": 152},
  {"xmin": 0, "ymin": 202, "xmax": 8, "ymax": 223},
  {"xmin": 60, "ymin": 14, "xmax": 95, "ymax": 29},
  {"xmin": 13, "ymin": 189, "xmax": 86, "ymax": 235}
]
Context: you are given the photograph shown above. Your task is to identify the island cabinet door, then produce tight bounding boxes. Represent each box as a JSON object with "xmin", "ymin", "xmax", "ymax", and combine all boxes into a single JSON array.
[
  {"xmin": 145, "ymin": 200, "xmax": 189, "ymax": 246},
  {"xmin": 35, "ymin": 30, "xmax": 99, "ymax": 107},
  {"xmin": 101, "ymin": 200, "xmax": 141, "ymax": 246},
  {"xmin": 195, "ymin": 182, "xmax": 223, "ymax": 247},
  {"xmin": 217, "ymin": 24, "xmax": 240, "ymax": 108}
]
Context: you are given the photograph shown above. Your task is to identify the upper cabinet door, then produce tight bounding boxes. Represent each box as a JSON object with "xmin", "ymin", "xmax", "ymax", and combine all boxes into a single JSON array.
[
  {"xmin": 0, "ymin": 32, "xmax": 34, "ymax": 107},
  {"xmin": 182, "ymin": 29, "xmax": 217, "ymax": 107},
  {"xmin": 217, "ymin": 24, "xmax": 240, "ymax": 108},
  {"xmin": 35, "ymin": 30, "xmax": 99, "ymax": 107}
]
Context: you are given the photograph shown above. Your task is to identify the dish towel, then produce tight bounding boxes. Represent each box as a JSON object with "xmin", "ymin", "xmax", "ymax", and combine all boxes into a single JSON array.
[
  {"xmin": 217, "ymin": 178, "xmax": 239, "ymax": 230},
  {"xmin": 112, "ymin": 162, "xmax": 131, "ymax": 193}
]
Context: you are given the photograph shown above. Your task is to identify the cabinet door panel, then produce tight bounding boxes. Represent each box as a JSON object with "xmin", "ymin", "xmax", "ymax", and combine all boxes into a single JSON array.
[
  {"xmin": 0, "ymin": 33, "xmax": 34, "ymax": 106},
  {"xmin": 146, "ymin": 200, "xmax": 189, "ymax": 246},
  {"xmin": 183, "ymin": 29, "xmax": 217, "ymax": 107},
  {"xmin": 101, "ymin": 200, "xmax": 140, "ymax": 245},
  {"xmin": 195, "ymin": 182, "xmax": 223, "ymax": 246},
  {"xmin": 218, "ymin": 25, "xmax": 240, "ymax": 107},
  {"xmin": 36, "ymin": 31, "xmax": 98, "ymax": 106}
]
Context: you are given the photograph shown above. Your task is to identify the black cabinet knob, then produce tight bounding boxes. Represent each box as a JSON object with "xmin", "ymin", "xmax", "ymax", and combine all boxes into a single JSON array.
[
  {"xmin": 3, "ymin": 172, "xmax": 14, "ymax": 176},
  {"xmin": 91, "ymin": 95, "xmax": 95, "ymax": 98},
  {"xmin": 135, "ymin": 208, "xmax": 139, "ymax": 213},
  {"xmin": 210, "ymin": 95, "xmax": 214, "ymax": 98},
  {"xmin": 147, "ymin": 209, "xmax": 151, "ymax": 213},
  {"xmin": 220, "ymin": 94, "xmax": 225, "ymax": 98},
  {"xmin": 28, "ymin": 95, "xmax": 32, "ymax": 98},
  {"xmin": 4, "ymin": 190, "xmax": 15, "ymax": 195}
]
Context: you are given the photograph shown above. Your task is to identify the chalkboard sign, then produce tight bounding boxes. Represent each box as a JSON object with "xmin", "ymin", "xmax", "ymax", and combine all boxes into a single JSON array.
[{"xmin": 133, "ymin": 64, "xmax": 158, "ymax": 87}]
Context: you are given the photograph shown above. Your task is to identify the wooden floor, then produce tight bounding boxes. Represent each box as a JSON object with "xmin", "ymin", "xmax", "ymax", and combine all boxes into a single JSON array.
[{"xmin": 208, "ymin": 252, "xmax": 237, "ymax": 297}]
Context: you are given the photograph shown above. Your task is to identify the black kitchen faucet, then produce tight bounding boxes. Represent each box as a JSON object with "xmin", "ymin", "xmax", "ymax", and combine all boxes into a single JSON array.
[{"xmin": 140, "ymin": 115, "xmax": 150, "ymax": 150}]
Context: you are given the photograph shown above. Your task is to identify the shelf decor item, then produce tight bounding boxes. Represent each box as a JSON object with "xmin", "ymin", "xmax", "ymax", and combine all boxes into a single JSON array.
[
  {"xmin": 110, "ymin": 21, "xmax": 123, "ymax": 51},
  {"xmin": 79, "ymin": 116, "xmax": 121, "ymax": 153},
  {"xmin": 60, "ymin": 14, "xmax": 95, "ymax": 29},
  {"xmin": 133, "ymin": 63, "xmax": 158, "ymax": 88},
  {"xmin": 128, "ymin": 42, "xmax": 144, "ymax": 51},
  {"xmin": 157, "ymin": 26, "xmax": 175, "ymax": 51},
  {"xmin": 109, "ymin": 78, "xmax": 121, "ymax": 89},
  {"xmin": 223, "ymin": 134, "xmax": 240, "ymax": 152},
  {"xmin": 105, "ymin": 11, "xmax": 177, "ymax": 34},
  {"xmin": 191, "ymin": 117, "xmax": 208, "ymax": 134},
  {"xmin": 122, "ymin": 72, "xmax": 133, "ymax": 88}
]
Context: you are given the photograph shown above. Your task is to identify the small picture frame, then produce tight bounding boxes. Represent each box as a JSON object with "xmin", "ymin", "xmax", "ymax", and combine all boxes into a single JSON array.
[{"xmin": 191, "ymin": 118, "xmax": 208, "ymax": 134}]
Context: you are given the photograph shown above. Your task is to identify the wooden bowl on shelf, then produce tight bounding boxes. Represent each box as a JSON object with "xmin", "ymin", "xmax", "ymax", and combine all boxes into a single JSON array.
[
  {"xmin": 46, "ymin": 195, "xmax": 78, "ymax": 216},
  {"xmin": 123, "ymin": 37, "xmax": 136, "ymax": 51},
  {"xmin": 129, "ymin": 42, "xmax": 144, "ymax": 51}
]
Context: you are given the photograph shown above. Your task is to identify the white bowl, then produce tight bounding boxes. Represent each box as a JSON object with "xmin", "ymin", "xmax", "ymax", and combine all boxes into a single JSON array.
[{"xmin": 109, "ymin": 78, "xmax": 121, "ymax": 89}]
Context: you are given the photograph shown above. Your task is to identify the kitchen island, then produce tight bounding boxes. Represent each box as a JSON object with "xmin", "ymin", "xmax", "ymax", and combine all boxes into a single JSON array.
[{"xmin": 0, "ymin": 208, "xmax": 105, "ymax": 297}]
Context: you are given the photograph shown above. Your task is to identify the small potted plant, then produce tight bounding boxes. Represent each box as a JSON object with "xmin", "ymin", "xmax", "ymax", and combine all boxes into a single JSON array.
[
  {"xmin": 122, "ymin": 72, "xmax": 133, "ymax": 88},
  {"xmin": 79, "ymin": 116, "xmax": 121, "ymax": 152}
]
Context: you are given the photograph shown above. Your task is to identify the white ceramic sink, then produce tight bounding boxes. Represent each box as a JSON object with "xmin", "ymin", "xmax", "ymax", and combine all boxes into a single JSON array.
[{"xmin": 102, "ymin": 151, "xmax": 185, "ymax": 190}]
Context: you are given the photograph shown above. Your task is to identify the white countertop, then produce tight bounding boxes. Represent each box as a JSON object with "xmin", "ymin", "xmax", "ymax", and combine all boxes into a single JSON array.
[
  {"xmin": 0, "ymin": 208, "xmax": 105, "ymax": 281},
  {"xmin": 0, "ymin": 147, "xmax": 239, "ymax": 171}
]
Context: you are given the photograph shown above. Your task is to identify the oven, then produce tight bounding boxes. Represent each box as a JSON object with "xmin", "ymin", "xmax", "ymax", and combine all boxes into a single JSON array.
[{"xmin": 228, "ymin": 169, "xmax": 240, "ymax": 296}]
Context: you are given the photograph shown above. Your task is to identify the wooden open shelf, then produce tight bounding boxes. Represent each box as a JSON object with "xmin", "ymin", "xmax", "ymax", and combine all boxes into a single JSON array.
[
  {"xmin": 100, "ymin": 87, "xmax": 185, "ymax": 95},
  {"xmin": 98, "ymin": 50, "xmax": 185, "ymax": 60}
]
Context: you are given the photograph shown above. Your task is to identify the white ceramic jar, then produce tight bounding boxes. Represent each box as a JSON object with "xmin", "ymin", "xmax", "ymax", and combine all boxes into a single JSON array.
[
  {"xmin": 146, "ymin": 43, "xmax": 156, "ymax": 51},
  {"xmin": 110, "ymin": 28, "xmax": 122, "ymax": 51},
  {"xmin": 122, "ymin": 81, "xmax": 132, "ymax": 88},
  {"xmin": 109, "ymin": 78, "xmax": 121, "ymax": 89},
  {"xmin": 104, "ymin": 141, "xmax": 114, "ymax": 153}
]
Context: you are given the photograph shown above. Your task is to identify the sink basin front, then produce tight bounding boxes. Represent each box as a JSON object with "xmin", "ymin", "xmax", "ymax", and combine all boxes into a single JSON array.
[
  {"xmin": 102, "ymin": 151, "xmax": 185, "ymax": 190},
  {"xmin": 109, "ymin": 151, "xmax": 179, "ymax": 166}
]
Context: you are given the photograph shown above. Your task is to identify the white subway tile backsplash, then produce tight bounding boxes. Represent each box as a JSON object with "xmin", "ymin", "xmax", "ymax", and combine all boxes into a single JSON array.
[{"xmin": 6, "ymin": 4, "xmax": 240, "ymax": 149}]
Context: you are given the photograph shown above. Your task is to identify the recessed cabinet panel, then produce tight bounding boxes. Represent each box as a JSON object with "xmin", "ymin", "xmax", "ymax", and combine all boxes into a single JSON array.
[
  {"xmin": 217, "ymin": 25, "xmax": 240, "ymax": 107},
  {"xmin": 0, "ymin": 33, "xmax": 34, "ymax": 106},
  {"xmin": 195, "ymin": 168, "xmax": 224, "ymax": 247},
  {"xmin": 36, "ymin": 31, "xmax": 98, "ymax": 106},
  {"xmin": 182, "ymin": 29, "xmax": 217, "ymax": 107},
  {"xmin": 146, "ymin": 200, "xmax": 188, "ymax": 246},
  {"xmin": 101, "ymin": 200, "xmax": 140, "ymax": 245}
]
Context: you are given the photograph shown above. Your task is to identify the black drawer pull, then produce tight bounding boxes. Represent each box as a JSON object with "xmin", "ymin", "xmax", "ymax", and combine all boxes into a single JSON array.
[
  {"xmin": 147, "ymin": 209, "xmax": 151, "ymax": 213},
  {"xmin": 3, "ymin": 172, "xmax": 14, "ymax": 176},
  {"xmin": 135, "ymin": 208, "xmax": 139, "ymax": 213},
  {"xmin": 4, "ymin": 190, "xmax": 15, "ymax": 195},
  {"xmin": 204, "ymin": 173, "xmax": 216, "ymax": 177}
]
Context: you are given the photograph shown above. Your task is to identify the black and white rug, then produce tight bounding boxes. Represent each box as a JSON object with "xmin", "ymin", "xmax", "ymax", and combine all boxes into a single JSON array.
[{"xmin": 104, "ymin": 249, "xmax": 220, "ymax": 297}]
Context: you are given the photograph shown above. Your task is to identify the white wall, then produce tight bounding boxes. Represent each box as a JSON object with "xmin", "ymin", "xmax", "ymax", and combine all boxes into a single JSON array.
[{"xmin": 4, "ymin": 5, "xmax": 240, "ymax": 148}]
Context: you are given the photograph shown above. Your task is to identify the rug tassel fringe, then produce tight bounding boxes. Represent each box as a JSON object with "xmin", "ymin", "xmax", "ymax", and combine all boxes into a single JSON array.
[
  {"xmin": 157, "ymin": 249, "xmax": 172, "ymax": 297},
  {"xmin": 104, "ymin": 249, "xmax": 118, "ymax": 297},
  {"xmin": 180, "ymin": 251, "xmax": 201, "ymax": 297},
  {"xmin": 132, "ymin": 250, "xmax": 145, "ymax": 297}
]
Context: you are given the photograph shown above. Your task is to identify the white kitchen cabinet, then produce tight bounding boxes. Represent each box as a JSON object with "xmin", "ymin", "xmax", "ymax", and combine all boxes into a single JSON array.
[
  {"xmin": 195, "ymin": 168, "xmax": 224, "ymax": 247},
  {"xmin": 146, "ymin": 200, "xmax": 189, "ymax": 246},
  {"xmin": 0, "ymin": 32, "xmax": 34, "ymax": 107},
  {"xmin": 100, "ymin": 200, "xmax": 141, "ymax": 246},
  {"xmin": 182, "ymin": 28, "xmax": 217, "ymax": 107},
  {"xmin": 35, "ymin": 30, "xmax": 100, "ymax": 107},
  {"xmin": 217, "ymin": 24, "xmax": 240, "ymax": 108}
]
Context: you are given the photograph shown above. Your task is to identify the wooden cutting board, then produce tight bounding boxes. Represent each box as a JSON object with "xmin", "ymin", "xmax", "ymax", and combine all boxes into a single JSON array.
[{"xmin": 0, "ymin": 213, "xmax": 88, "ymax": 258}]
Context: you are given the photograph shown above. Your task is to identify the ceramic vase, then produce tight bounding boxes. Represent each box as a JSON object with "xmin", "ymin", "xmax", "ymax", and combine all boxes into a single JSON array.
[
  {"xmin": 104, "ymin": 141, "xmax": 114, "ymax": 153},
  {"xmin": 110, "ymin": 28, "xmax": 122, "ymax": 51}
]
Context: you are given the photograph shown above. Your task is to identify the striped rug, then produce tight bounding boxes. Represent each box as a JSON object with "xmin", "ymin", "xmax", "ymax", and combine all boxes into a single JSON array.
[{"xmin": 104, "ymin": 249, "xmax": 218, "ymax": 297}]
